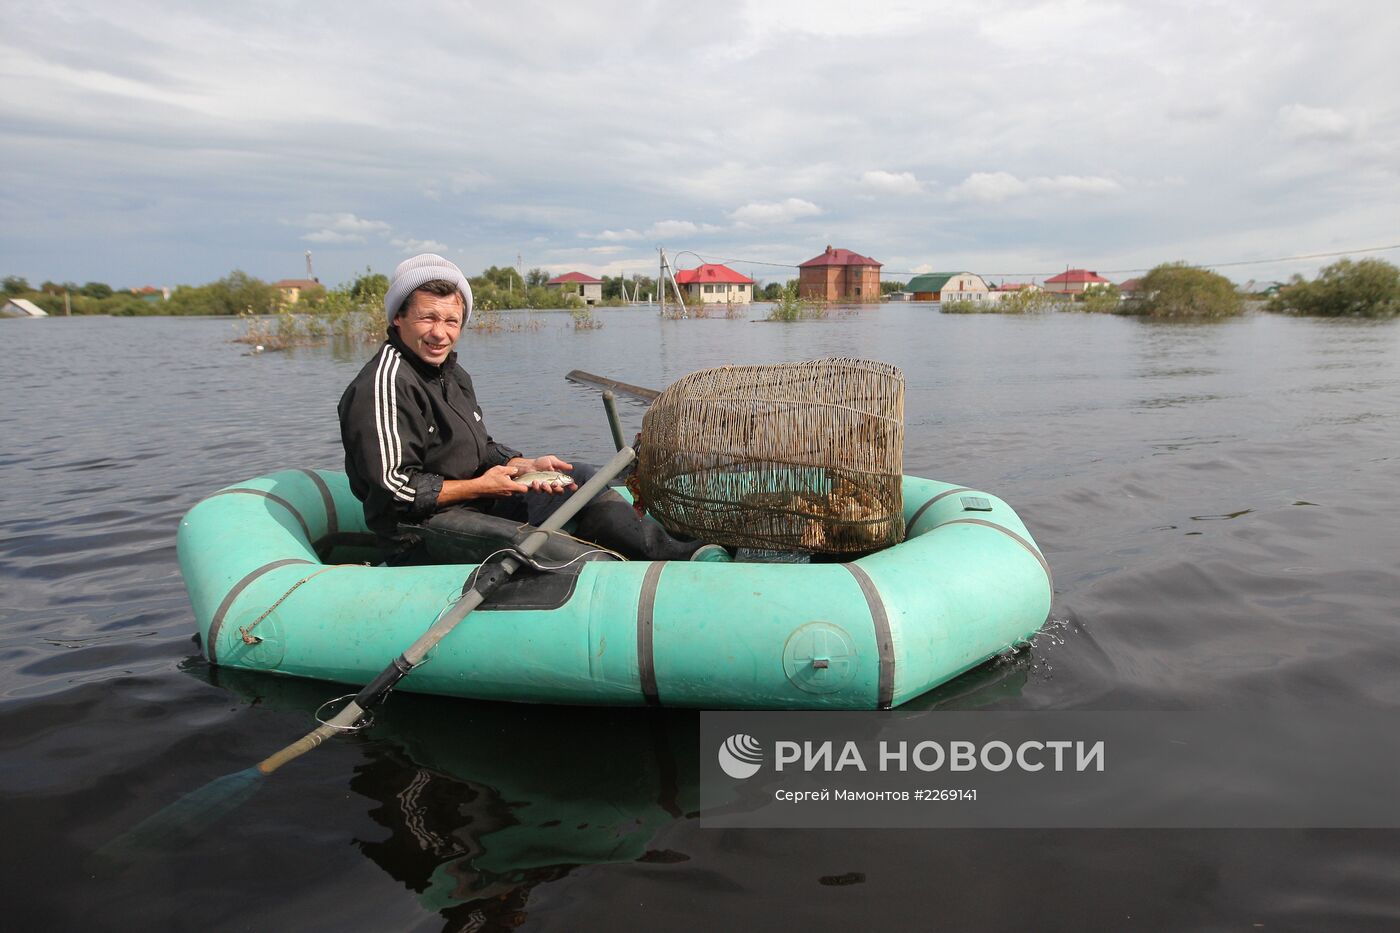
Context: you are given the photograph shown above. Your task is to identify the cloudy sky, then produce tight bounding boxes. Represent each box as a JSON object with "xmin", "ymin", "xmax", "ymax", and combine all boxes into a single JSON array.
[{"xmin": 2, "ymin": 0, "xmax": 1397, "ymax": 289}]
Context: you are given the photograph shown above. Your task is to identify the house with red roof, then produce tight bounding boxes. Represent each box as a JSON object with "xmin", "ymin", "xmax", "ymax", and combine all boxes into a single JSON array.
[
  {"xmin": 1043, "ymin": 269, "xmax": 1112, "ymax": 296},
  {"xmin": 546, "ymin": 271, "xmax": 603, "ymax": 305},
  {"xmin": 673, "ymin": 263, "xmax": 754, "ymax": 304},
  {"xmin": 798, "ymin": 246, "xmax": 882, "ymax": 303},
  {"xmin": 987, "ymin": 281, "xmax": 1043, "ymax": 304}
]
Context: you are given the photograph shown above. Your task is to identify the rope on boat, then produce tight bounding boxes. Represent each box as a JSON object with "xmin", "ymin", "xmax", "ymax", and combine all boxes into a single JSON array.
[{"xmin": 239, "ymin": 565, "xmax": 344, "ymax": 644}]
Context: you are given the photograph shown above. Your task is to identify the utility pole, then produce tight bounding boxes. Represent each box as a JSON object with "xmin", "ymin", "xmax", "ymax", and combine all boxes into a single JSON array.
[
  {"xmin": 656, "ymin": 247, "xmax": 689, "ymax": 317},
  {"xmin": 306, "ymin": 250, "xmax": 315, "ymax": 282}
]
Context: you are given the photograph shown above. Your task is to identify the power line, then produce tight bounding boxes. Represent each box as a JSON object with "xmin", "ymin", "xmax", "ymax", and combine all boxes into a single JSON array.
[{"xmin": 688, "ymin": 243, "xmax": 1400, "ymax": 280}]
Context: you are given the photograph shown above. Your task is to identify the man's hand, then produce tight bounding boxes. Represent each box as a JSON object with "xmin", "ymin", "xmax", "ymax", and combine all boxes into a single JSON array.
[
  {"xmin": 437, "ymin": 465, "xmax": 529, "ymax": 505},
  {"xmin": 473, "ymin": 464, "xmax": 532, "ymax": 497},
  {"xmin": 507, "ymin": 455, "xmax": 578, "ymax": 494},
  {"xmin": 510, "ymin": 454, "xmax": 573, "ymax": 473}
]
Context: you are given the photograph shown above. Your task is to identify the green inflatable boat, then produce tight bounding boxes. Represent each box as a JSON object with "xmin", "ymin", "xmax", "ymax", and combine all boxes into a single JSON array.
[{"xmin": 179, "ymin": 469, "xmax": 1051, "ymax": 709}]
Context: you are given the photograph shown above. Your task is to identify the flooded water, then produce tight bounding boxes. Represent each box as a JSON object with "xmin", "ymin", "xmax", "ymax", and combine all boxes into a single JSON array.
[{"xmin": 3, "ymin": 307, "xmax": 1399, "ymax": 931}]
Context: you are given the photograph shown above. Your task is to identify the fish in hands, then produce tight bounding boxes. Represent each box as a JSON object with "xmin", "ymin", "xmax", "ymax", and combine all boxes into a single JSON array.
[{"xmin": 515, "ymin": 469, "xmax": 577, "ymax": 490}]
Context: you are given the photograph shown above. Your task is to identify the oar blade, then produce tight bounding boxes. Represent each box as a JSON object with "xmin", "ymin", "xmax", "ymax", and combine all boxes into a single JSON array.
[{"xmin": 98, "ymin": 766, "xmax": 264, "ymax": 859}]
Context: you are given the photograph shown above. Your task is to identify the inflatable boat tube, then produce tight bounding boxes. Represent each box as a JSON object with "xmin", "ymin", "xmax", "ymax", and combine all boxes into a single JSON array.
[{"xmin": 178, "ymin": 469, "xmax": 1052, "ymax": 709}]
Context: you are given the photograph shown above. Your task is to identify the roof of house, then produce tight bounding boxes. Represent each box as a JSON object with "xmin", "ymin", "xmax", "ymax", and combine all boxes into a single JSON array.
[
  {"xmin": 799, "ymin": 245, "xmax": 882, "ymax": 268},
  {"xmin": 1044, "ymin": 269, "xmax": 1110, "ymax": 285},
  {"xmin": 1118, "ymin": 278, "xmax": 1143, "ymax": 292},
  {"xmin": 992, "ymin": 282, "xmax": 1037, "ymax": 291},
  {"xmin": 673, "ymin": 263, "xmax": 753, "ymax": 286},
  {"xmin": 2, "ymin": 298, "xmax": 47, "ymax": 316},
  {"xmin": 547, "ymin": 272, "xmax": 603, "ymax": 285},
  {"xmin": 905, "ymin": 273, "xmax": 955, "ymax": 293},
  {"xmin": 906, "ymin": 272, "xmax": 987, "ymax": 293},
  {"xmin": 272, "ymin": 279, "xmax": 321, "ymax": 289}
]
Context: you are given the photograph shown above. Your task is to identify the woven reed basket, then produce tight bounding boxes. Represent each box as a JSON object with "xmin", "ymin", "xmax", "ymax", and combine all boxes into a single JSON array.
[{"xmin": 636, "ymin": 358, "xmax": 905, "ymax": 554}]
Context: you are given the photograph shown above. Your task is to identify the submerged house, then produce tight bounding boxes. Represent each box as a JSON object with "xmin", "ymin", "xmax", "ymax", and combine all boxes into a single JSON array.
[
  {"xmin": 673, "ymin": 263, "xmax": 754, "ymax": 304},
  {"xmin": 272, "ymin": 278, "xmax": 321, "ymax": 305},
  {"xmin": 905, "ymin": 272, "xmax": 991, "ymax": 303},
  {"xmin": 546, "ymin": 272, "xmax": 603, "ymax": 305},
  {"xmin": 1, "ymin": 298, "xmax": 48, "ymax": 317},
  {"xmin": 989, "ymin": 281, "xmax": 1042, "ymax": 304},
  {"xmin": 1043, "ymin": 269, "xmax": 1112, "ymax": 295},
  {"xmin": 798, "ymin": 246, "xmax": 882, "ymax": 303}
]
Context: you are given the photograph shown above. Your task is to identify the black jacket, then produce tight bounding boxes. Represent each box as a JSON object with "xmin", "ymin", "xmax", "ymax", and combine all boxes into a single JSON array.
[{"xmin": 338, "ymin": 329, "xmax": 520, "ymax": 537}]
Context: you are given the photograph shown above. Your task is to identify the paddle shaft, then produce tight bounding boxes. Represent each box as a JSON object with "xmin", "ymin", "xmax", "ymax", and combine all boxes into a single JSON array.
[
  {"xmin": 602, "ymin": 391, "xmax": 626, "ymax": 451},
  {"xmin": 257, "ymin": 445, "xmax": 638, "ymax": 775}
]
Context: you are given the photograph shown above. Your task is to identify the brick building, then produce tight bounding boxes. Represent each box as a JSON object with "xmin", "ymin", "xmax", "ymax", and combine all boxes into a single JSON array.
[{"xmin": 797, "ymin": 246, "xmax": 882, "ymax": 303}]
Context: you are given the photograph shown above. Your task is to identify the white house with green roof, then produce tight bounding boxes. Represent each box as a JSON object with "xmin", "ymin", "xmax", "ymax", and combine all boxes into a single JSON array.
[{"xmin": 905, "ymin": 272, "xmax": 991, "ymax": 303}]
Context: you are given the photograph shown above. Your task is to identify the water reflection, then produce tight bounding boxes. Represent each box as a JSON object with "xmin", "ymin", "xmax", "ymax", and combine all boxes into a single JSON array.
[
  {"xmin": 193, "ymin": 648, "xmax": 1054, "ymax": 926},
  {"xmin": 197, "ymin": 664, "xmax": 699, "ymax": 928}
]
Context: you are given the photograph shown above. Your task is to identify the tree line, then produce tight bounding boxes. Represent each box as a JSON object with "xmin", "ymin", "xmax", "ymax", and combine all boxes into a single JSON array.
[{"xmin": 7, "ymin": 257, "xmax": 1396, "ymax": 319}]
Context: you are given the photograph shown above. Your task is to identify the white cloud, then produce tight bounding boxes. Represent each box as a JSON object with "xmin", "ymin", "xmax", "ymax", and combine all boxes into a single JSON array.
[
  {"xmin": 949, "ymin": 172, "xmax": 1028, "ymax": 203},
  {"xmin": 1038, "ymin": 175, "xmax": 1122, "ymax": 196},
  {"xmin": 859, "ymin": 170, "xmax": 924, "ymax": 195},
  {"xmin": 585, "ymin": 229, "xmax": 641, "ymax": 241},
  {"xmin": 299, "ymin": 211, "xmax": 394, "ymax": 246},
  {"xmin": 304, "ymin": 212, "xmax": 391, "ymax": 235},
  {"xmin": 302, "ymin": 229, "xmax": 366, "ymax": 244},
  {"xmin": 646, "ymin": 219, "xmax": 723, "ymax": 238},
  {"xmin": 949, "ymin": 172, "xmax": 1122, "ymax": 203},
  {"xmin": 390, "ymin": 236, "xmax": 449, "ymax": 253},
  {"xmin": 727, "ymin": 198, "xmax": 823, "ymax": 225},
  {"xmin": 1275, "ymin": 104, "xmax": 1355, "ymax": 142},
  {"xmin": 1167, "ymin": 101, "xmax": 1226, "ymax": 123},
  {"xmin": 742, "ymin": 1, "xmax": 926, "ymax": 41}
]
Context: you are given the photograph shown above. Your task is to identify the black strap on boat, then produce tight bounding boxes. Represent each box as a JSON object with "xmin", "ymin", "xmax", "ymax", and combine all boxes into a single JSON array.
[
  {"xmin": 905, "ymin": 487, "xmax": 975, "ymax": 538},
  {"xmin": 207, "ymin": 558, "xmax": 315, "ymax": 663},
  {"xmin": 636, "ymin": 561, "xmax": 666, "ymax": 706},
  {"xmin": 202, "ymin": 488, "xmax": 314, "ymax": 546},
  {"xmin": 842, "ymin": 563, "xmax": 895, "ymax": 709},
  {"xmin": 944, "ymin": 518, "xmax": 1054, "ymax": 590},
  {"xmin": 297, "ymin": 469, "xmax": 338, "ymax": 537}
]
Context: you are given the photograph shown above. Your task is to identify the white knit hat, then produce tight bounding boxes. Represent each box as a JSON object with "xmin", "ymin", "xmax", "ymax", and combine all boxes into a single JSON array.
[{"xmin": 384, "ymin": 253, "xmax": 473, "ymax": 324}]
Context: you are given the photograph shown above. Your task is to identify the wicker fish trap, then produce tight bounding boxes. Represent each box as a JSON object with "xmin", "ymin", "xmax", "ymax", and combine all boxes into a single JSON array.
[{"xmin": 636, "ymin": 358, "xmax": 905, "ymax": 554}]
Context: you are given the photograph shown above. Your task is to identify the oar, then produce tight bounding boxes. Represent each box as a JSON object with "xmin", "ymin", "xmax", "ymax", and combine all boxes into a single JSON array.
[
  {"xmin": 564, "ymin": 369, "xmax": 660, "ymax": 402},
  {"xmin": 104, "ymin": 446, "xmax": 637, "ymax": 857}
]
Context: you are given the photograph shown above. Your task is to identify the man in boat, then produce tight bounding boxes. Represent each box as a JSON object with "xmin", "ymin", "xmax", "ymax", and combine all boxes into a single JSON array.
[{"xmin": 338, "ymin": 253, "xmax": 723, "ymax": 565}]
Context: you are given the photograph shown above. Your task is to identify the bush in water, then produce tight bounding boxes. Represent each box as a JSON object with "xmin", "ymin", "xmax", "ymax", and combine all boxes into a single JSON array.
[
  {"xmin": 1267, "ymin": 258, "xmax": 1400, "ymax": 318},
  {"xmin": 1132, "ymin": 263, "xmax": 1243, "ymax": 319}
]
